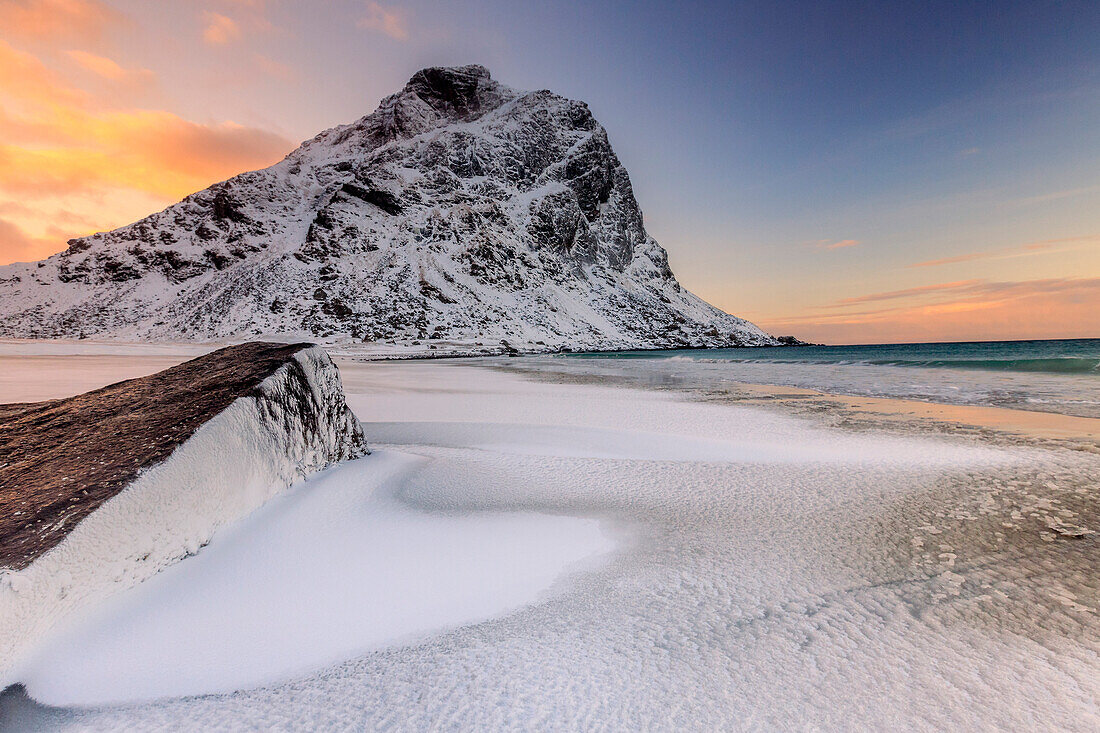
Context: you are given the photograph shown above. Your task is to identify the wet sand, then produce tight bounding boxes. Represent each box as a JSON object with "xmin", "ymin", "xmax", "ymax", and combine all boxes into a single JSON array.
[{"xmin": 729, "ymin": 382, "xmax": 1100, "ymax": 445}]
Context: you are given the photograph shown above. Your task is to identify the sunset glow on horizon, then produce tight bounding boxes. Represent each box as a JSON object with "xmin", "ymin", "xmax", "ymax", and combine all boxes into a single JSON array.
[{"xmin": 1, "ymin": 0, "xmax": 1097, "ymax": 344}]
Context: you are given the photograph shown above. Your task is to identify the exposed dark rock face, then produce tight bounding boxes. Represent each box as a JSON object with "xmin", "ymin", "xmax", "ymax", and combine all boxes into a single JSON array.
[
  {"xmin": 0, "ymin": 65, "xmax": 778, "ymax": 351},
  {"xmin": 0, "ymin": 342, "xmax": 366, "ymax": 570},
  {"xmin": 404, "ymin": 64, "xmax": 504, "ymax": 120}
]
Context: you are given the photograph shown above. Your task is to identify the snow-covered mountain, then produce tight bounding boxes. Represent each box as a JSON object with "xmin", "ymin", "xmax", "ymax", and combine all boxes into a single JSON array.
[{"xmin": 0, "ymin": 65, "xmax": 780, "ymax": 353}]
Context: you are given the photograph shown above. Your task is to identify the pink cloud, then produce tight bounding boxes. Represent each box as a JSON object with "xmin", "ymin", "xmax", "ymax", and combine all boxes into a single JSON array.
[
  {"xmin": 357, "ymin": 1, "xmax": 409, "ymax": 41},
  {"xmin": 253, "ymin": 53, "xmax": 298, "ymax": 82},
  {"xmin": 202, "ymin": 11, "xmax": 240, "ymax": 45}
]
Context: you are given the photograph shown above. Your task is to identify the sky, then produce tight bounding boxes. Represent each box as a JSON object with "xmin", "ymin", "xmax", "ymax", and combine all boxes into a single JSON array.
[{"xmin": 0, "ymin": 0, "xmax": 1097, "ymax": 344}]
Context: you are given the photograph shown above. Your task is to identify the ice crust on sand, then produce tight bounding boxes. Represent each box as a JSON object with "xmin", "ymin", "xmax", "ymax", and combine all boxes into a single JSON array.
[{"xmin": 0, "ymin": 346, "xmax": 365, "ymax": 686}]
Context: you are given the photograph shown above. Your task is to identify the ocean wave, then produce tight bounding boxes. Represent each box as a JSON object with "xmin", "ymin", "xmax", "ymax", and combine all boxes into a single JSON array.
[
  {"xmin": 866, "ymin": 357, "xmax": 1100, "ymax": 374},
  {"xmin": 662, "ymin": 355, "xmax": 1100, "ymax": 375},
  {"xmin": 666, "ymin": 355, "xmax": 719, "ymax": 363}
]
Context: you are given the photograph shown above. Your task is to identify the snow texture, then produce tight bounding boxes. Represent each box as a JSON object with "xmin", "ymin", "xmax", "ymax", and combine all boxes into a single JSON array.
[
  {"xmin": 0, "ymin": 65, "xmax": 776, "ymax": 353},
  {"xmin": 10, "ymin": 359, "xmax": 1098, "ymax": 731},
  {"xmin": 11, "ymin": 451, "xmax": 611, "ymax": 705},
  {"xmin": 6, "ymin": 358, "xmax": 1098, "ymax": 731},
  {"xmin": 0, "ymin": 346, "xmax": 366, "ymax": 687}
]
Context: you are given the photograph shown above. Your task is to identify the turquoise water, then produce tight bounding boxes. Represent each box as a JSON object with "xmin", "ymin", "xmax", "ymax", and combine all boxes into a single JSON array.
[
  {"xmin": 539, "ymin": 339, "xmax": 1100, "ymax": 418},
  {"xmin": 573, "ymin": 339, "xmax": 1100, "ymax": 375}
]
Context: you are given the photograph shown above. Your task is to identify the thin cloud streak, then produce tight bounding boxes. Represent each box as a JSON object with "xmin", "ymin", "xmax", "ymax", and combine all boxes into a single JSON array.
[
  {"xmin": 805, "ymin": 238, "xmax": 861, "ymax": 250},
  {"xmin": 827, "ymin": 279, "xmax": 983, "ymax": 307},
  {"xmin": 910, "ymin": 250, "xmax": 1017, "ymax": 268},
  {"xmin": 908, "ymin": 234, "xmax": 1100, "ymax": 268}
]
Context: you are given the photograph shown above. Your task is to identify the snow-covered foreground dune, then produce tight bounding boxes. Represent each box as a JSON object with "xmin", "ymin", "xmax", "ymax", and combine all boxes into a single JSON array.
[
  {"xmin": 0, "ymin": 344, "xmax": 366, "ymax": 691},
  {"xmin": 5, "ymin": 355, "xmax": 1100, "ymax": 730},
  {"xmin": 12, "ymin": 451, "xmax": 611, "ymax": 705}
]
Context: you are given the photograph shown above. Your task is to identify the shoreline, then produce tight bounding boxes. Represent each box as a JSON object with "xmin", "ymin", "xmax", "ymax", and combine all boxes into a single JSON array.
[
  {"xmin": 2, "ymin": 344, "xmax": 1097, "ymax": 450},
  {"xmin": 479, "ymin": 359, "xmax": 1100, "ymax": 451}
]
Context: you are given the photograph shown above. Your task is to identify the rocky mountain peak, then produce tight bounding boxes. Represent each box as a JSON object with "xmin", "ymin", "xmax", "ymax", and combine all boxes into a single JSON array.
[
  {"xmin": 0, "ymin": 66, "xmax": 779, "ymax": 353},
  {"xmin": 402, "ymin": 64, "xmax": 501, "ymax": 119}
]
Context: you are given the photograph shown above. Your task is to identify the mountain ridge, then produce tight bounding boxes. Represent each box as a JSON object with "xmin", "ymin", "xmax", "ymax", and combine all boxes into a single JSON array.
[{"xmin": 0, "ymin": 65, "xmax": 781, "ymax": 353}]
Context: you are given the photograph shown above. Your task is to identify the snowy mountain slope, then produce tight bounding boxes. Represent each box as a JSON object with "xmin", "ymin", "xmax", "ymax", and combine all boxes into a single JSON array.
[{"xmin": 0, "ymin": 65, "xmax": 780, "ymax": 352}]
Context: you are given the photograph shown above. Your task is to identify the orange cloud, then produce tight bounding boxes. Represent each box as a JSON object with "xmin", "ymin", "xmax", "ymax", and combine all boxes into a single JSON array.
[
  {"xmin": 0, "ymin": 39, "xmax": 86, "ymax": 109},
  {"xmin": 358, "ymin": 2, "xmax": 409, "ymax": 40},
  {"xmin": 66, "ymin": 49, "xmax": 154, "ymax": 86},
  {"xmin": 202, "ymin": 11, "xmax": 241, "ymax": 45},
  {"xmin": 0, "ymin": 217, "xmax": 58, "ymax": 263},
  {"xmin": 0, "ymin": 42, "xmax": 291, "ymax": 197},
  {"xmin": 760, "ymin": 278, "xmax": 1100, "ymax": 344},
  {"xmin": 0, "ymin": 114, "xmax": 290, "ymax": 199},
  {"xmin": 0, "ymin": 0, "xmax": 119, "ymax": 41},
  {"xmin": 0, "ymin": 39, "xmax": 293, "ymax": 265},
  {"xmin": 0, "ymin": 200, "xmax": 98, "ymax": 229}
]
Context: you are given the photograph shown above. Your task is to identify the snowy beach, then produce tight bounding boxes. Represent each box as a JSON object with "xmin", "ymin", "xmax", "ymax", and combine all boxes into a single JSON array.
[{"xmin": 3, "ymin": 349, "xmax": 1100, "ymax": 730}]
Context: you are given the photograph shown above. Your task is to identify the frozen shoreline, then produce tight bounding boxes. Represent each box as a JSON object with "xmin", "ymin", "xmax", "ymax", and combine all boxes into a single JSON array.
[{"xmin": 4, "ymin": 351, "xmax": 1100, "ymax": 729}]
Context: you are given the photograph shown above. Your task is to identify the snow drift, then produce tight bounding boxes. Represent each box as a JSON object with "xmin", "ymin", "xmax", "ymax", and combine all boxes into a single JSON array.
[
  {"xmin": 0, "ymin": 343, "xmax": 367, "ymax": 686},
  {"xmin": 0, "ymin": 65, "xmax": 778, "ymax": 352},
  {"xmin": 13, "ymin": 450, "xmax": 612, "ymax": 705}
]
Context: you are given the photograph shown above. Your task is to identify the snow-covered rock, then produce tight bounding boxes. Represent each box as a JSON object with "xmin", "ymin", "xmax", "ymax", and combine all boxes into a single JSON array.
[
  {"xmin": 0, "ymin": 65, "xmax": 778, "ymax": 352},
  {"xmin": 0, "ymin": 342, "xmax": 366, "ymax": 685}
]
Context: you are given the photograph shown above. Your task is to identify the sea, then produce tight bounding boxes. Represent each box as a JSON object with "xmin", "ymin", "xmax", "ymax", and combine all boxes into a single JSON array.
[{"xmin": 538, "ymin": 338, "xmax": 1100, "ymax": 419}]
